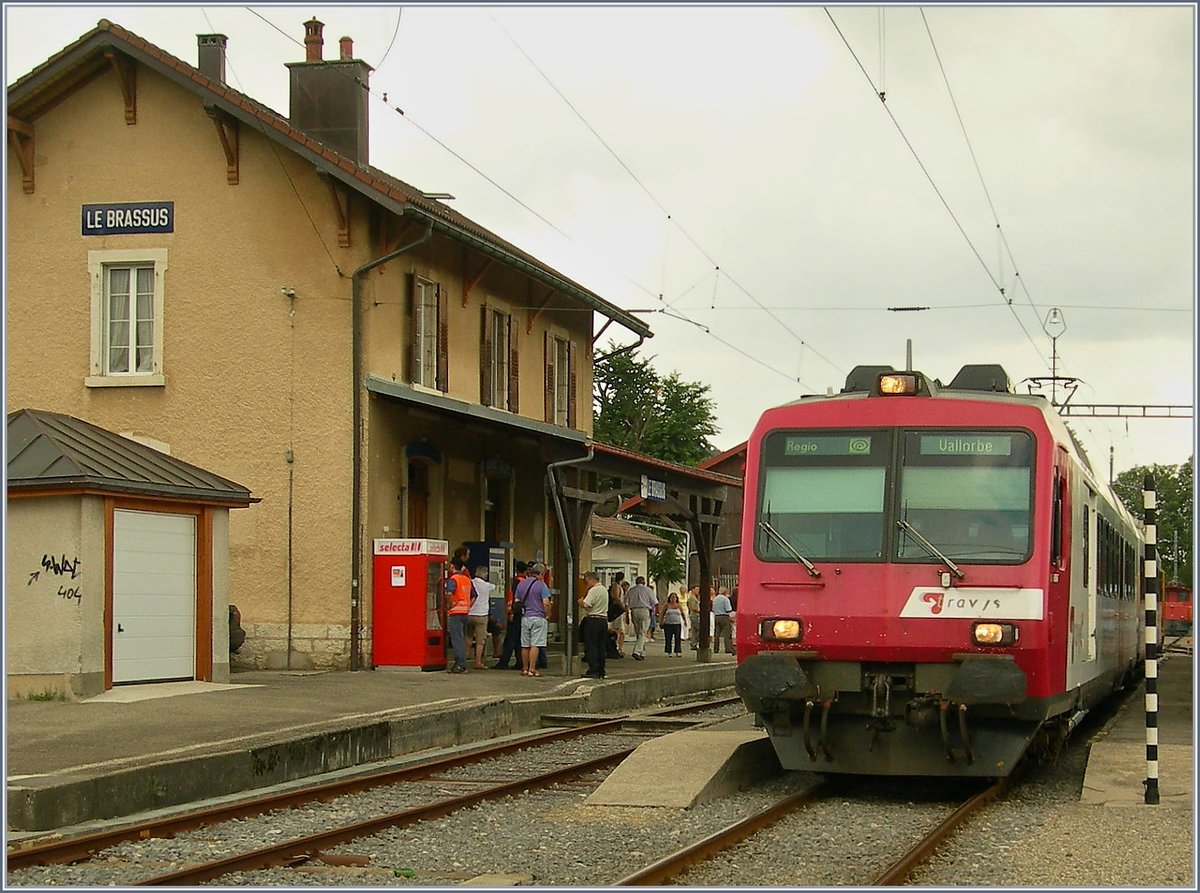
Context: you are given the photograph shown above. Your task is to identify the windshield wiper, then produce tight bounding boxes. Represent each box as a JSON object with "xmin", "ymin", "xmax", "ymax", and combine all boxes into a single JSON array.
[
  {"xmin": 896, "ymin": 519, "xmax": 964, "ymax": 579},
  {"xmin": 758, "ymin": 520, "xmax": 821, "ymax": 578}
]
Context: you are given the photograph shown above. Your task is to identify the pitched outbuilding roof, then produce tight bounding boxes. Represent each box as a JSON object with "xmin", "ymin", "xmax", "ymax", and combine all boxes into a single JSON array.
[
  {"xmin": 6, "ymin": 18, "xmax": 651, "ymax": 340},
  {"xmin": 6, "ymin": 409, "xmax": 257, "ymax": 505},
  {"xmin": 590, "ymin": 514, "xmax": 671, "ymax": 548}
]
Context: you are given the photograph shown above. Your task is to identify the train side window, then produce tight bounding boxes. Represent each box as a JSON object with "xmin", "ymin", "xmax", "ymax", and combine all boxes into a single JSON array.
[{"xmin": 1051, "ymin": 470, "xmax": 1064, "ymax": 567}]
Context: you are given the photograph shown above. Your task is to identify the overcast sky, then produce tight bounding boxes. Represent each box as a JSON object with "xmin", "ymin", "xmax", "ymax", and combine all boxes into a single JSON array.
[{"xmin": 5, "ymin": 3, "xmax": 1196, "ymax": 478}]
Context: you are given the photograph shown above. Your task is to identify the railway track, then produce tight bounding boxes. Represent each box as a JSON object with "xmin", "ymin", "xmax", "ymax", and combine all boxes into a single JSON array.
[
  {"xmin": 6, "ymin": 695, "xmax": 741, "ymax": 885},
  {"xmin": 615, "ymin": 777, "xmax": 1007, "ymax": 887}
]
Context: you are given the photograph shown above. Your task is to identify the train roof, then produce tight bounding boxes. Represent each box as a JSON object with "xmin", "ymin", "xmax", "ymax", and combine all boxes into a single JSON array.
[
  {"xmin": 761, "ymin": 363, "xmax": 1143, "ymax": 537},
  {"xmin": 772, "ymin": 362, "xmax": 1101, "ymax": 472}
]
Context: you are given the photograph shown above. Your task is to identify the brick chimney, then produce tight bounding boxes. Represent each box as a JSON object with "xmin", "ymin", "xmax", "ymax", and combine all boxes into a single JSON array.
[
  {"xmin": 197, "ymin": 33, "xmax": 228, "ymax": 83},
  {"xmin": 286, "ymin": 18, "xmax": 373, "ymax": 165}
]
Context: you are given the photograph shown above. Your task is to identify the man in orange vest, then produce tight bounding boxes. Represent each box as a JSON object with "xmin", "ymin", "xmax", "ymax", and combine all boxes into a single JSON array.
[{"xmin": 445, "ymin": 557, "xmax": 473, "ymax": 673}]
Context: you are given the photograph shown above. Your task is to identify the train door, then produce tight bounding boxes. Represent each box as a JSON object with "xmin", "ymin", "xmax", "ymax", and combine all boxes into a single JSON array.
[
  {"xmin": 1083, "ymin": 490, "xmax": 1098, "ymax": 662},
  {"xmin": 1069, "ymin": 485, "xmax": 1099, "ymax": 676}
]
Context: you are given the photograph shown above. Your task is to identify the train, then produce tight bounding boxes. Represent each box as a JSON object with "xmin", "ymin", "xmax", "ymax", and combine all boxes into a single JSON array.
[
  {"xmin": 734, "ymin": 363, "xmax": 1145, "ymax": 777},
  {"xmin": 1161, "ymin": 581, "xmax": 1192, "ymax": 636}
]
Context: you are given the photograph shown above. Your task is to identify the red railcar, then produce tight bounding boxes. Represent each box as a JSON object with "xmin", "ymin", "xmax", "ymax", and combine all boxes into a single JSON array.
[
  {"xmin": 735, "ymin": 364, "xmax": 1145, "ymax": 777},
  {"xmin": 1162, "ymin": 582, "xmax": 1192, "ymax": 635}
]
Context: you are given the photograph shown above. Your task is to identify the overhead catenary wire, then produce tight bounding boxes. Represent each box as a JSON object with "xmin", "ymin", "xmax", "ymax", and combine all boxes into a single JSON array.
[
  {"xmin": 919, "ymin": 9, "xmax": 1048, "ymax": 337},
  {"xmin": 489, "ymin": 11, "xmax": 845, "ymax": 381},
  {"xmin": 238, "ymin": 8, "xmax": 819, "ymax": 389},
  {"xmin": 824, "ymin": 7, "xmax": 1049, "ymax": 374}
]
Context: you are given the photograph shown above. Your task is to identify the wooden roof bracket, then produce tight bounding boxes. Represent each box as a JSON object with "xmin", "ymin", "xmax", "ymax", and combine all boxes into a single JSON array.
[
  {"xmin": 526, "ymin": 286, "xmax": 557, "ymax": 333},
  {"xmin": 463, "ymin": 254, "xmax": 495, "ymax": 307},
  {"xmin": 374, "ymin": 215, "xmax": 422, "ymax": 269},
  {"xmin": 317, "ymin": 170, "xmax": 351, "ymax": 247},
  {"xmin": 204, "ymin": 106, "xmax": 239, "ymax": 185},
  {"xmin": 7, "ymin": 116, "xmax": 34, "ymax": 194},
  {"xmin": 591, "ymin": 317, "xmax": 614, "ymax": 349},
  {"xmin": 104, "ymin": 50, "xmax": 137, "ymax": 125}
]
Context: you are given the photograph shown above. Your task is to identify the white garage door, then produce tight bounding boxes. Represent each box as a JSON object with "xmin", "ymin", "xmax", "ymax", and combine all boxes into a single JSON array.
[{"xmin": 113, "ymin": 509, "xmax": 196, "ymax": 684}]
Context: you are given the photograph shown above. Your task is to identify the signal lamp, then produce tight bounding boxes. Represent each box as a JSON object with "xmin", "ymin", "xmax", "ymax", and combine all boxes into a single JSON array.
[
  {"xmin": 760, "ymin": 618, "xmax": 803, "ymax": 641},
  {"xmin": 972, "ymin": 622, "xmax": 1019, "ymax": 646},
  {"xmin": 879, "ymin": 373, "xmax": 920, "ymax": 395}
]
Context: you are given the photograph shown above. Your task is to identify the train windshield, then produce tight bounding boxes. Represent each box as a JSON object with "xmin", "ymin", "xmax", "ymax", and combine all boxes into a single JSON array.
[
  {"xmin": 756, "ymin": 427, "xmax": 1034, "ymax": 566},
  {"xmin": 896, "ymin": 430, "xmax": 1033, "ymax": 563},
  {"xmin": 758, "ymin": 430, "xmax": 889, "ymax": 560}
]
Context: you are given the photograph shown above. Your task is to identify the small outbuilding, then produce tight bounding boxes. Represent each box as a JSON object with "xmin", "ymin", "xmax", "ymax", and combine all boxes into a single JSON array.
[
  {"xmin": 589, "ymin": 514, "xmax": 671, "ymax": 588},
  {"xmin": 6, "ymin": 409, "xmax": 257, "ymax": 699}
]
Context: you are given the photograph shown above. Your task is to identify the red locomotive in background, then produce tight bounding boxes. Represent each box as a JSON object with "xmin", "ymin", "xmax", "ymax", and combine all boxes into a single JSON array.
[
  {"xmin": 734, "ymin": 364, "xmax": 1145, "ymax": 777},
  {"xmin": 1161, "ymin": 581, "xmax": 1192, "ymax": 637}
]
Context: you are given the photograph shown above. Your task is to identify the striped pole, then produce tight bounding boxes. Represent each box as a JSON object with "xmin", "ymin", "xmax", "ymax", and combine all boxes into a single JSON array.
[{"xmin": 1142, "ymin": 473, "xmax": 1160, "ymax": 805}]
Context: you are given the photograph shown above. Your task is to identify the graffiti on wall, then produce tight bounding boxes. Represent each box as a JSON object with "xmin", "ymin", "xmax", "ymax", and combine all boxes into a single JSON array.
[{"xmin": 28, "ymin": 553, "xmax": 82, "ymax": 603}]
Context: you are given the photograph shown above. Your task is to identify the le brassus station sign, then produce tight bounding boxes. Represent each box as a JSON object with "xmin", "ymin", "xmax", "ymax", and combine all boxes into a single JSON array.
[{"xmin": 82, "ymin": 201, "xmax": 174, "ymax": 235}]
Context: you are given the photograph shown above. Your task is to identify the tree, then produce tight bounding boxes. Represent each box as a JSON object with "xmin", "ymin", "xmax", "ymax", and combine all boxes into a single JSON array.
[
  {"xmin": 646, "ymin": 528, "xmax": 687, "ymax": 587},
  {"xmin": 1112, "ymin": 458, "xmax": 1193, "ymax": 587},
  {"xmin": 593, "ymin": 344, "xmax": 719, "ymax": 466}
]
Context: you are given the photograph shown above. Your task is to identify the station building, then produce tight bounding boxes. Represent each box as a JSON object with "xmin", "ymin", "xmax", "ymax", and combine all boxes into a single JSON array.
[{"xmin": 5, "ymin": 17, "xmax": 657, "ymax": 683}]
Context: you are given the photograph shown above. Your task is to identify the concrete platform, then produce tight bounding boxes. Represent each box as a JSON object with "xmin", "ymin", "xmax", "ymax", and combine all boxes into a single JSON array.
[
  {"xmin": 6, "ymin": 647, "xmax": 738, "ymax": 834},
  {"xmin": 1080, "ymin": 652, "xmax": 1193, "ymax": 808},
  {"xmin": 586, "ymin": 716, "xmax": 779, "ymax": 809}
]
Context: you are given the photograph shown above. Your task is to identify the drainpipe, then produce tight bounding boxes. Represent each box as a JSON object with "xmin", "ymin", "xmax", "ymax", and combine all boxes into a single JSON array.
[
  {"xmin": 547, "ymin": 446, "xmax": 595, "ymax": 676},
  {"xmin": 593, "ymin": 334, "xmax": 646, "ymax": 364},
  {"xmin": 349, "ymin": 220, "xmax": 433, "ymax": 671}
]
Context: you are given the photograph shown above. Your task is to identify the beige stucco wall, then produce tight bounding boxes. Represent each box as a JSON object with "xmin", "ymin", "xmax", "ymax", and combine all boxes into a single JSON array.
[
  {"xmin": 7, "ymin": 55, "xmax": 602, "ymax": 672},
  {"xmin": 210, "ymin": 508, "xmax": 231, "ymax": 683},
  {"xmin": 6, "ymin": 496, "xmax": 105, "ymax": 699}
]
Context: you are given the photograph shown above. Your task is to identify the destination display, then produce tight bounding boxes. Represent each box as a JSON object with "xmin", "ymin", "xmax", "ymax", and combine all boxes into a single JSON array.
[
  {"xmin": 920, "ymin": 434, "xmax": 1012, "ymax": 456},
  {"xmin": 783, "ymin": 435, "xmax": 873, "ymax": 456}
]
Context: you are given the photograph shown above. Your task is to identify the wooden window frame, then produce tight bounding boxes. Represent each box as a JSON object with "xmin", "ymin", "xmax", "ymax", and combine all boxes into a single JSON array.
[{"xmin": 86, "ymin": 248, "xmax": 167, "ymax": 388}]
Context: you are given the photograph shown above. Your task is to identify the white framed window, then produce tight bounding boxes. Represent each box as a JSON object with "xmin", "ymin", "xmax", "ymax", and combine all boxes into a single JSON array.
[
  {"xmin": 410, "ymin": 275, "xmax": 447, "ymax": 392},
  {"xmin": 490, "ymin": 309, "xmax": 510, "ymax": 408},
  {"xmin": 482, "ymin": 307, "xmax": 515, "ymax": 410},
  {"xmin": 552, "ymin": 335, "xmax": 570, "ymax": 426},
  {"xmin": 87, "ymin": 249, "xmax": 167, "ymax": 387}
]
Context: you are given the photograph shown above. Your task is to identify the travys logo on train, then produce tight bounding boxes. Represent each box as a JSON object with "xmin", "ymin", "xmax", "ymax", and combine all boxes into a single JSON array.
[{"xmin": 899, "ymin": 588, "xmax": 1044, "ymax": 620}]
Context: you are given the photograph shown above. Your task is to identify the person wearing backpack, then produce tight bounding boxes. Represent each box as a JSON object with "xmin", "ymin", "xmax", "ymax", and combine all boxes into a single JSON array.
[{"xmin": 607, "ymin": 580, "xmax": 628, "ymax": 658}]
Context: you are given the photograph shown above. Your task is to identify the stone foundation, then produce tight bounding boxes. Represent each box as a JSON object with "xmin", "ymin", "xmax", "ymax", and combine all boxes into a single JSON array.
[{"xmin": 232, "ymin": 622, "xmax": 361, "ymax": 671}]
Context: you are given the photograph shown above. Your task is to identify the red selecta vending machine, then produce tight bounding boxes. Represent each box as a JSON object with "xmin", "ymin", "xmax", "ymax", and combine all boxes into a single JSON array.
[{"xmin": 372, "ymin": 538, "xmax": 448, "ymax": 670}]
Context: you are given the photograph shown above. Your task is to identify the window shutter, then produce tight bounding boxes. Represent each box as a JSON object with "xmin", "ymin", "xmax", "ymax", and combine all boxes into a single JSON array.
[
  {"xmin": 567, "ymin": 339, "xmax": 577, "ymax": 429},
  {"xmin": 436, "ymin": 283, "xmax": 448, "ymax": 392},
  {"xmin": 480, "ymin": 306, "xmax": 493, "ymax": 407},
  {"xmin": 406, "ymin": 272, "xmax": 417, "ymax": 383},
  {"xmin": 544, "ymin": 331, "xmax": 553, "ymax": 423},
  {"xmin": 508, "ymin": 322, "xmax": 519, "ymax": 413}
]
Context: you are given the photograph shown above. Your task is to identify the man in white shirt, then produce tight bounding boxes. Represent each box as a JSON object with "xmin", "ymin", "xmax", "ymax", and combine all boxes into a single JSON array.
[
  {"xmin": 579, "ymin": 570, "xmax": 609, "ymax": 679},
  {"xmin": 468, "ymin": 567, "xmax": 495, "ymax": 669}
]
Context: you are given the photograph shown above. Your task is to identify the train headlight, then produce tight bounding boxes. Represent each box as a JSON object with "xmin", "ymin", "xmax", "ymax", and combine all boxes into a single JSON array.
[
  {"xmin": 878, "ymin": 373, "xmax": 920, "ymax": 395},
  {"xmin": 973, "ymin": 622, "xmax": 1019, "ymax": 646},
  {"xmin": 760, "ymin": 618, "xmax": 803, "ymax": 641}
]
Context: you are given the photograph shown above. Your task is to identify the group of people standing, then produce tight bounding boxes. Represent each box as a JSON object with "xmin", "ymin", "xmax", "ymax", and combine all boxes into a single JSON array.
[
  {"xmin": 444, "ymin": 554, "xmax": 551, "ymax": 676},
  {"xmin": 446, "ymin": 550, "xmax": 735, "ymax": 680},
  {"xmin": 583, "ymin": 575, "xmax": 737, "ymax": 676}
]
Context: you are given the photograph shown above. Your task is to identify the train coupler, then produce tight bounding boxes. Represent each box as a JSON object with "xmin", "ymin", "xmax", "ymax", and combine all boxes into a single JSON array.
[
  {"xmin": 938, "ymin": 700, "xmax": 975, "ymax": 765},
  {"xmin": 817, "ymin": 699, "xmax": 834, "ymax": 762},
  {"xmin": 802, "ymin": 700, "xmax": 817, "ymax": 760}
]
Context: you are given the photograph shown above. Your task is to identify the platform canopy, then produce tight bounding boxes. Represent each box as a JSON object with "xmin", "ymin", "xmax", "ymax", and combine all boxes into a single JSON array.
[{"xmin": 548, "ymin": 441, "xmax": 740, "ymax": 669}]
